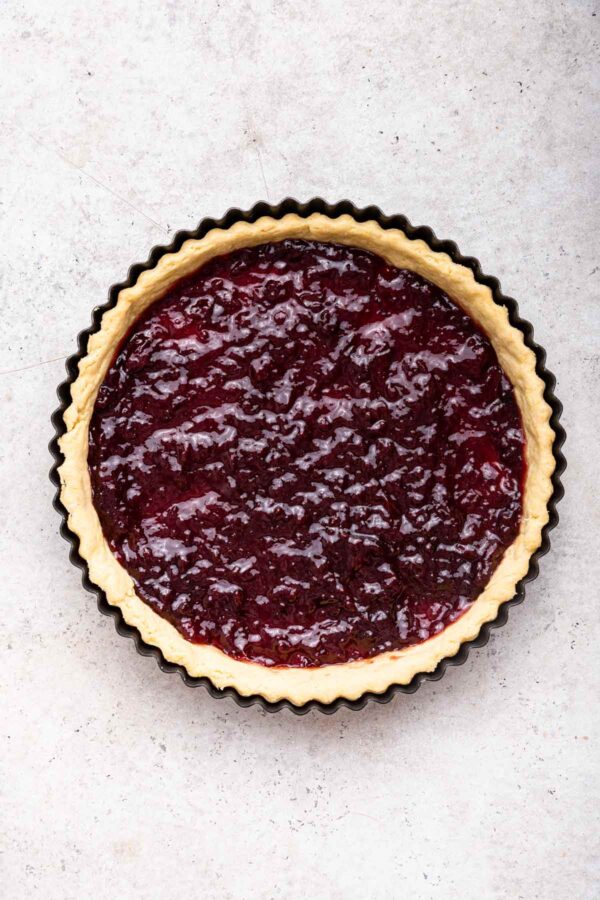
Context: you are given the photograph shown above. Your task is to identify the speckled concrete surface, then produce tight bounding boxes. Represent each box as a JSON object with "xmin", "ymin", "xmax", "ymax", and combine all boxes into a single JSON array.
[{"xmin": 1, "ymin": 2, "xmax": 598, "ymax": 898}]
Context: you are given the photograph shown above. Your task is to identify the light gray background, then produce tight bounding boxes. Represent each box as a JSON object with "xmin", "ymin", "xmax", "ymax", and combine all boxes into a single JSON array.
[{"xmin": 1, "ymin": 2, "xmax": 598, "ymax": 898}]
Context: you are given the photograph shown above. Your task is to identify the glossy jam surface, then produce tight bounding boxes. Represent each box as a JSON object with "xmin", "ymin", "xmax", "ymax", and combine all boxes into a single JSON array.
[{"xmin": 89, "ymin": 240, "xmax": 524, "ymax": 667}]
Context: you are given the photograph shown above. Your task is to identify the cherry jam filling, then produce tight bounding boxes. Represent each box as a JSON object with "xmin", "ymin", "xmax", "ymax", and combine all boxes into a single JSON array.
[{"xmin": 89, "ymin": 240, "xmax": 525, "ymax": 668}]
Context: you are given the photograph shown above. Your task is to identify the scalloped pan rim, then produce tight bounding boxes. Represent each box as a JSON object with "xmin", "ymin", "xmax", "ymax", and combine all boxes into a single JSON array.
[{"xmin": 49, "ymin": 198, "xmax": 566, "ymax": 715}]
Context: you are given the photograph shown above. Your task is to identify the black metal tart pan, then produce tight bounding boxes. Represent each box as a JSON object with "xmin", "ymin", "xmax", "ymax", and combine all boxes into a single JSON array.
[{"xmin": 49, "ymin": 198, "xmax": 566, "ymax": 714}]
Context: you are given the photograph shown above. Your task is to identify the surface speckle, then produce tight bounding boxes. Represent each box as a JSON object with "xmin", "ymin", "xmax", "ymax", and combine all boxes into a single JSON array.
[{"xmin": 1, "ymin": 1, "xmax": 598, "ymax": 899}]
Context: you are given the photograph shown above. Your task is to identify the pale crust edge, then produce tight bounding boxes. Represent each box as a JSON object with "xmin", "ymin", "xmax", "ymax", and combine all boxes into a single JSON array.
[{"xmin": 58, "ymin": 213, "xmax": 555, "ymax": 705}]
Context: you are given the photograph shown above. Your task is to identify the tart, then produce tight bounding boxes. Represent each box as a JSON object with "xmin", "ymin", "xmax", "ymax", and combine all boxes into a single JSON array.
[{"xmin": 58, "ymin": 211, "xmax": 556, "ymax": 705}]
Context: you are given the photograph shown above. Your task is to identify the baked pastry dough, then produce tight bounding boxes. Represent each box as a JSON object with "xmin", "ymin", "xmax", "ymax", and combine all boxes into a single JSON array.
[{"xmin": 58, "ymin": 214, "xmax": 555, "ymax": 705}]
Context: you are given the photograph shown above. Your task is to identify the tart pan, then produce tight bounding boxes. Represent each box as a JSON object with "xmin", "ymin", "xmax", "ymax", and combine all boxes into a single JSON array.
[{"xmin": 49, "ymin": 198, "xmax": 566, "ymax": 714}]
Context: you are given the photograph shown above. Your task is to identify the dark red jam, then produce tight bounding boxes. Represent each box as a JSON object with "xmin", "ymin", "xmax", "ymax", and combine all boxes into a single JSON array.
[{"xmin": 89, "ymin": 240, "xmax": 525, "ymax": 667}]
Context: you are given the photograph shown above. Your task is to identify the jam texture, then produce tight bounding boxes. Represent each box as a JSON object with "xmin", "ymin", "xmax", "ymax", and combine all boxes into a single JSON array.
[{"xmin": 89, "ymin": 240, "xmax": 524, "ymax": 667}]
